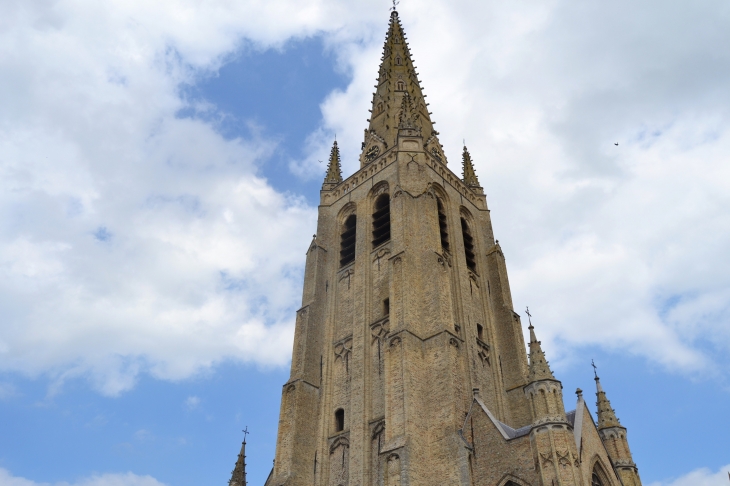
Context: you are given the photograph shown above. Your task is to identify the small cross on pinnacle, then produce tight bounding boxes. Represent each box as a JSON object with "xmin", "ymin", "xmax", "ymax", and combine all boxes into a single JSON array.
[
  {"xmin": 591, "ymin": 359, "xmax": 598, "ymax": 379},
  {"xmin": 242, "ymin": 426, "xmax": 249, "ymax": 443},
  {"xmin": 525, "ymin": 306, "xmax": 532, "ymax": 326},
  {"xmin": 391, "ymin": 0, "xmax": 400, "ymax": 12}
]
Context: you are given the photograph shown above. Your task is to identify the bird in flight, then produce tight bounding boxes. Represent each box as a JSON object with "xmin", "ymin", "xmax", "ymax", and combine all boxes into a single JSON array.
[{"xmin": 614, "ymin": 142, "xmax": 619, "ymax": 146}]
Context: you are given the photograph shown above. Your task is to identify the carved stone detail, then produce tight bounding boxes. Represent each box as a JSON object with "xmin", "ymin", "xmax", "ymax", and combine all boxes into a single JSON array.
[{"xmin": 371, "ymin": 319, "xmax": 390, "ymax": 344}]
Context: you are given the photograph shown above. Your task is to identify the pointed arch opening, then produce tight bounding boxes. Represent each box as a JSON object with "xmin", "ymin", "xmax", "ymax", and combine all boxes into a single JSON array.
[
  {"xmin": 372, "ymin": 194, "xmax": 391, "ymax": 248},
  {"xmin": 461, "ymin": 217, "xmax": 477, "ymax": 272},
  {"xmin": 340, "ymin": 215, "xmax": 356, "ymax": 267},
  {"xmin": 396, "ymin": 80, "xmax": 405, "ymax": 91},
  {"xmin": 591, "ymin": 461, "xmax": 610, "ymax": 486},
  {"xmin": 437, "ymin": 198, "xmax": 450, "ymax": 253}
]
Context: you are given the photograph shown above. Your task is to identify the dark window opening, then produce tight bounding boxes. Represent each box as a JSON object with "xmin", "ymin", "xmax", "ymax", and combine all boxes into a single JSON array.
[
  {"xmin": 335, "ymin": 408, "xmax": 345, "ymax": 432},
  {"xmin": 396, "ymin": 57, "xmax": 402, "ymax": 65},
  {"xmin": 372, "ymin": 194, "xmax": 391, "ymax": 248},
  {"xmin": 397, "ymin": 81, "xmax": 405, "ymax": 90},
  {"xmin": 591, "ymin": 473, "xmax": 603, "ymax": 486},
  {"xmin": 437, "ymin": 198, "xmax": 450, "ymax": 252},
  {"xmin": 477, "ymin": 324, "xmax": 484, "ymax": 341},
  {"xmin": 384, "ymin": 298, "xmax": 390, "ymax": 316},
  {"xmin": 461, "ymin": 218, "xmax": 476, "ymax": 271},
  {"xmin": 340, "ymin": 215, "xmax": 357, "ymax": 267}
]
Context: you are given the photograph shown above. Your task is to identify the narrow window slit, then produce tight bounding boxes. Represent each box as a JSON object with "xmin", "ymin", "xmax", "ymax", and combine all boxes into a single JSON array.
[
  {"xmin": 335, "ymin": 408, "xmax": 345, "ymax": 432},
  {"xmin": 437, "ymin": 198, "xmax": 450, "ymax": 252}
]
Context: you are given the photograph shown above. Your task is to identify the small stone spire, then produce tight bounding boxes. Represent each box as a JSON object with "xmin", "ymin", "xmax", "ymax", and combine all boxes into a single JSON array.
[
  {"xmin": 229, "ymin": 429, "xmax": 248, "ymax": 486},
  {"xmin": 592, "ymin": 364, "xmax": 643, "ymax": 485},
  {"xmin": 526, "ymin": 309, "xmax": 555, "ymax": 383},
  {"xmin": 594, "ymin": 365, "xmax": 621, "ymax": 430},
  {"xmin": 323, "ymin": 140, "xmax": 343, "ymax": 188},
  {"xmin": 462, "ymin": 145, "xmax": 481, "ymax": 188}
]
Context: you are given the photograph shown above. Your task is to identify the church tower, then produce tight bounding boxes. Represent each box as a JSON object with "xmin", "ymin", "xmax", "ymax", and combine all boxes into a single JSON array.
[{"xmin": 261, "ymin": 9, "xmax": 642, "ymax": 486}]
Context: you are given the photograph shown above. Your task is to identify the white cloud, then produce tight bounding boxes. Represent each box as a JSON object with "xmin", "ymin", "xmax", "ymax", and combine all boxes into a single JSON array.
[
  {"xmin": 184, "ymin": 395, "xmax": 201, "ymax": 410},
  {"xmin": 1, "ymin": 0, "xmax": 729, "ymax": 397},
  {"xmin": 648, "ymin": 464, "xmax": 730, "ymax": 486},
  {"xmin": 0, "ymin": 468, "xmax": 165, "ymax": 486}
]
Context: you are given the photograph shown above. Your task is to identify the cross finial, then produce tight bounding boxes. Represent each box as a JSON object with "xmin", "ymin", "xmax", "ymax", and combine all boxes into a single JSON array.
[
  {"xmin": 242, "ymin": 426, "xmax": 249, "ymax": 443},
  {"xmin": 525, "ymin": 306, "xmax": 532, "ymax": 325},
  {"xmin": 591, "ymin": 359, "xmax": 598, "ymax": 379},
  {"xmin": 391, "ymin": 0, "xmax": 400, "ymax": 12}
]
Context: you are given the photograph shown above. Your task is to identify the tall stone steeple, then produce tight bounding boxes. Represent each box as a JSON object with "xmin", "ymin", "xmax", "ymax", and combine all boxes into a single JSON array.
[
  {"xmin": 258, "ymin": 7, "xmax": 644, "ymax": 486},
  {"xmin": 595, "ymin": 370, "xmax": 643, "ymax": 485},
  {"xmin": 229, "ymin": 436, "xmax": 247, "ymax": 486},
  {"xmin": 322, "ymin": 140, "xmax": 343, "ymax": 190},
  {"xmin": 360, "ymin": 10, "xmax": 445, "ymax": 167}
]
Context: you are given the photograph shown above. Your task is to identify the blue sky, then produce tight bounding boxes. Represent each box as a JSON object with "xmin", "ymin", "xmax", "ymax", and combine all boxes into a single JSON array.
[{"xmin": 1, "ymin": 1, "xmax": 730, "ymax": 485}]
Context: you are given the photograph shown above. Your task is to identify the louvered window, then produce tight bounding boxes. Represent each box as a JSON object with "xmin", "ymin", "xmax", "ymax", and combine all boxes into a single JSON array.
[
  {"xmin": 340, "ymin": 215, "xmax": 356, "ymax": 267},
  {"xmin": 437, "ymin": 198, "xmax": 450, "ymax": 253},
  {"xmin": 461, "ymin": 218, "xmax": 476, "ymax": 272},
  {"xmin": 372, "ymin": 194, "xmax": 391, "ymax": 248}
]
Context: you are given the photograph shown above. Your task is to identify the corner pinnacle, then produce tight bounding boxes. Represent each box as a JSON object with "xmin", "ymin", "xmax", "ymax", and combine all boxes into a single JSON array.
[
  {"xmin": 593, "ymin": 365, "xmax": 622, "ymax": 430},
  {"xmin": 323, "ymin": 140, "xmax": 343, "ymax": 187},
  {"xmin": 462, "ymin": 145, "xmax": 481, "ymax": 188},
  {"xmin": 525, "ymin": 311, "xmax": 556, "ymax": 383}
]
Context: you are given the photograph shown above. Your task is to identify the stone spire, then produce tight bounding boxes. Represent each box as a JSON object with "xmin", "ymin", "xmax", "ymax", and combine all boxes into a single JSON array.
[
  {"xmin": 523, "ymin": 311, "xmax": 568, "ymax": 430},
  {"xmin": 527, "ymin": 319, "xmax": 556, "ymax": 383},
  {"xmin": 593, "ymin": 367, "xmax": 643, "ymax": 485},
  {"xmin": 461, "ymin": 145, "xmax": 481, "ymax": 188},
  {"xmin": 229, "ymin": 436, "xmax": 247, "ymax": 486},
  {"xmin": 594, "ymin": 370, "xmax": 621, "ymax": 430},
  {"xmin": 322, "ymin": 140, "xmax": 343, "ymax": 189},
  {"xmin": 360, "ymin": 9, "xmax": 438, "ymax": 165}
]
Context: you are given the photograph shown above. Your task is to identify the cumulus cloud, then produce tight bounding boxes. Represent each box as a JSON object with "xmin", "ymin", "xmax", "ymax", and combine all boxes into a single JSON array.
[
  {"xmin": 648, "ymin": 463, "xmax": 730, "ymax": 486},
  {"xmin": 0, "ymin": 468, "xmax": 165, "ymax": 486},
  {"xmin": 1, "ymin": 0, "xmax": 729, "ymax": 397}
]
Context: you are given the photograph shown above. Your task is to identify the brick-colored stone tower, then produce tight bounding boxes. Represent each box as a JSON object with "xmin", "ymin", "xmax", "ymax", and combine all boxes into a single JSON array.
[{"xmin": 255, "ymin": 9, "xmax": 643, "ymax": 486}]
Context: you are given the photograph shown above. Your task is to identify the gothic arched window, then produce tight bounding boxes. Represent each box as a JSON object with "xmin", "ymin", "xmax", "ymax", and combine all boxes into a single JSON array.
[
  {"xmin": 340, "ymin": 215, "xmax": 356, "ymax": 267},
  {"xmin": 372, "ymin": 194, "xmax": 391, "ymax": 248},
  {"xmin": 437, "ymin": 198, "xmax": 450, "ymax": 253},
  {"xmin": 335, "ymin": 408, "xmax": 345, "ymax": 432},
  {"xmin": 396, "ymin": 56, "xmax": 402, "ymax": 65},
  {"xmin": 461, "ymin": 217, "xmax": 476, "ymax": 272},
  {"xmin": 592, "ymin": 463, "xmax": 608, "ymax": 486},
  {"xmin": 397, "ymin": 80, "xmax": 405, "ymax": 91}
]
